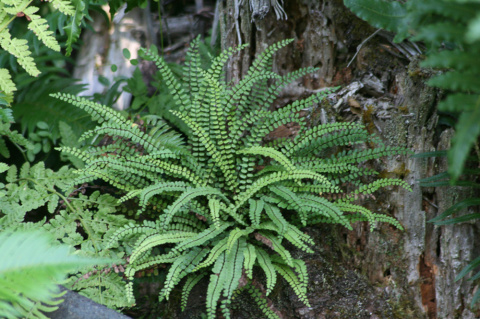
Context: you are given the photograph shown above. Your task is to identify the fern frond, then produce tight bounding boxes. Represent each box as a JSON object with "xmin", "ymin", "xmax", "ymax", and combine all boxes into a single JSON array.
[
  {"xmin": 221, "ymin": 237, "xmax": 246, "ymax": 315},
  {"xmin": 269, "ymin": 185, "xmax": 307, "ymax": 226},
  {"xmin": 239, "ymin": 146, "xmax": 296, "ymax": 173},
  {"xmin": 246, "ymin": 284, "xmax": 281, "ymax": 319},
  {"xmin": 248, "ymin": 198, "xmax": 265, "ymax": 226},
  {"xmin": 325, "ymin": 146, "xmax": 411, "ymax": 165},
  {"xmin": 64, "ymin": 0, "xmax": 84, "ymax": 56},
  {"xmin": 255, "ymin": 247, "xmax": 277, "ymax": 295},
  {"xmin": 283, "ymin": 224, "xmax": 314, "ymax": 253},
  {"xmin": 206, "ymin": 253, "xmax": 226, "ymax": 318},
  {"xmin": 343, "ymin": 0, "xmax": 407, "ymax": 33},
  {"xmin": 160, "ymin": 247, "xmax": 209, "ymax": 300},
  {"xmin": 181, "ymin": 272, "xmax": 206, "ymax": 311},
  {"xmin": 171, "ymin": 110, "xmax": 238, "ymax": 190},
  {"xmin": 226, "ymin": 227, "xmax": 253, "ymax": 251},
  {"xmin": 341, "ymin": 178, "xmax": 412, "ymax": 203},
  {"xmin": 193, "ymin": 236, "xmax": 229, "ymax": 271},
  {"xmin": 233, "ymin": 170, "xmax": 337, "ymax": 211},
  {"xmin": 172, "ymin": 222, "xmax": 232, "ymax": 255},
  {"xmin": 0, "ymin": 30, "xmax": 39, "ymax": 76},
  {"xmin": 208, "ymin": 197, "xmax": 222, "ymax": 228},
  {"xmin": 264, "ymin": 204, "xmax": 288, "ymax": 237},
  {"xmin": 299, "ymin": 194, "xmax": 351, "ymax": 229},
  {"xmin": 243, "ymin": 243, "xmax": 257, "ymax": 279},
  {"xmin": 24, "ymin": 6, "xmax": 60, "ymax": 51},
  {"xmin": 129, "ymin": 232, "xmax": 195, "ymax": 264},
  {"xmin": 273, "ymin": 262, "xmax": 310, "ymax": 307},
  {"xmin": 136, "ymin": 181, "xmax": 189, "ymax": 214},
  {"xmin": 142, "ymin": 47, "xmax": 190, "ymax": 110},
  {"xmin": 0, "ymin": 69, "xmax": 15, "ymax": 95},
  {"xmin": 0, "ymin": 230, "xmax": 113, "ymax": 319},
  {"xmin": 259, "ymin": 231, "xmax": 293, "ymax": 266},
  {"xmin": 162, "ymin": 187, "xmax": 226, "ymax": 228},
  {"xmin": 50, "ymin": 0, "xmax": 75, "ymax": 15},
  {"xmin": 207, "ymin": 43, "xmax": 250, "ymax": 82}
]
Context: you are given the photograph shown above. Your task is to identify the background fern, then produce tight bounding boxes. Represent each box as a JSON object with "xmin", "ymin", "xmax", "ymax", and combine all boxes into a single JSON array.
[
  {"xmin": 56, "ymin": 38, "xmax": 411, "ymax": 318},
  {"xmin": 0, "ymin": 229, "xmax": 114, "ymax": 319},
  {"xmin": 0, "ymin": 0, "xmax": 137, "ymax": 104}
]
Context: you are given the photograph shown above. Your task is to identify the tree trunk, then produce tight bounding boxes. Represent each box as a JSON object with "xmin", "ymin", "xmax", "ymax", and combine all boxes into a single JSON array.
[{"xmin": 219, "ymin": 0, "xmax": 480, "ymax": 318}]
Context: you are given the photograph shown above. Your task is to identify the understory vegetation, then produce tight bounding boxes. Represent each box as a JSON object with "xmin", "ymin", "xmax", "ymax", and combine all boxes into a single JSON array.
[{"xmin": 0, "ymin": 0, "xmax": 479, "ymax": 318}]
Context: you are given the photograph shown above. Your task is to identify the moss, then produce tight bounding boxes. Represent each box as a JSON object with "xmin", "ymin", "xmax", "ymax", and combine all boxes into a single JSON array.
[
  {"xmin": 362, "ymin": 105, "xmax": 376, "ymax": 134},
  {"xmin": 379, "ymin": 162, "xmax": 411, "ymax": 179}
]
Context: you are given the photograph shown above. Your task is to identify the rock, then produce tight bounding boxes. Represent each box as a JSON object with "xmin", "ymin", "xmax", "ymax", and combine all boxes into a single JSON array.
[{"xmin": 47, "ymin": 286, "xmax": 131, "ymax": 319}]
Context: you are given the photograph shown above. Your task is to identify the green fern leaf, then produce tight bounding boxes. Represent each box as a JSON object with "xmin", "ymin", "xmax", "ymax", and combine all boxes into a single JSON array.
[
  {"xmin": 246, "ymin": 284, "xmax": 281, "ymax": 319},
  {"xmin": 258, "ymin": 231, "xmax": 293, "ymax": 267},
  {"xmin": 244, "ymin": 243, "xmax": 257, "ymax": 279},
  {"xmin": 255, "ymin": 247, "xmax": 277, "ymax": 295},
  {"xmin": 50, "ymin": 0, "xmax": 75, "ymax": 15},
  {"xmin": 248, "ymin": 198, "xmax": 265, "ymax": 226},
  {"xmin": 448, "ymin": 107, "xmax": 480, "ymax": 180},
  {"xmin": 0, "ymin": 31, "xmax": 40, "ymax": 76},
  {"xmin": 193, "ymin": 236, "xmax": 229, "ymax": 271},
  {"xmin": 136, "ymin": 181, "xmax": 189, "ymax": 213},
  {"xmin": 160, "ymin": 247, "xmax": 209, "ymax": 300},
  {"xmin": 273, "ymin": 262, "xmax": 310, "ymax": 307},
  {"xmin": 343, "ymin": 0, "xmax": 407, "ymax": 33},
  {"xmin": 129, "ymin": 232, "xmax": 195, "ymax": 264},
  {"xmin": 172, "ymin": 222, "xmax": 232, "ymax": 255},
  {"xmin": 221, "ymin": 237, "xmax": 246, "ymax": 315},
  {"xmin": 437, "ymin": 94, "xmax": 479, "ymax": 113},
  {"xmin": 181, "ymin": 272, "xmax": 206, "ymax": 311},
  {"xmin": 206, "ymin": 253, "xmax": 227, "ymax": 319},
  {"xmin": 239, "ymin": 146, "xmax": 296, "ymax": 172},
  {"xmin": 24, "ymin": 6, "xmax": 61, "ymax": 51},
  {"xmin": 0, "ymin": 69, "xmax": 16, "ymax": 95},
  {"xmin": 64, "ymin": 0, "xmax": 85, "ymax": 56},
  {"xmin": 264, "ymin": 204, "xmax": 288, "ymax": 237},
  {"xmin": 226, "ymin": 227, "xmax": 253, "ymax": 252},
  {"xmin": 0, "ymin": 230, "xmax": 113, "ymax": 319},
  {"xmin": 142, "ymin": 47, "xmax": 190, "ymax": 110},
  {"xmin": 163, "ymin": 187, "xmax": 226, "ymax": 228},
  {"xmin": 428, "ymin": 71, "xmax": 480, "ymax": 93}
]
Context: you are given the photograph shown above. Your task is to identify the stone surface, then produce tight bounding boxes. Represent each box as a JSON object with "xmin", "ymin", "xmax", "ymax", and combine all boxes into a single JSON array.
[{"xmin": 48, "ymin": 286, "xmax": 131, "ymax": 319}]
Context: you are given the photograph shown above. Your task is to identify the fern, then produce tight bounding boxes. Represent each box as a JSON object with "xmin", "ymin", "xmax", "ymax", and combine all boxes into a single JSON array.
[
  {"xmin": 0, "ymin": 229, "xmax": 113, "ymax": 319},
  {"xmin": 0, "ymin": 159, "xmax": 132, "ymax": 309},
  {"xmin": 54, "ymin": 39, "xmax": 411, "ymax": 317}
]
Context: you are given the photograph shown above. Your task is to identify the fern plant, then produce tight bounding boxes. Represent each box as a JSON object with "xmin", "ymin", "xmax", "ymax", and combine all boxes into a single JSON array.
[
  {"xmin": 54, "ymin": 38, "xmax": 411, "ymax": 318},
  {"xmin": 0, "ymin": 158, "xmax": 133, "ymax": 309},
  {"xmin": 0, "ymin": 0, "xmax": 135, "ymax": 104},
  {"xmin": 0, "ymin": 229, "xmax": 114, "ymax": 319},
  {"xmin": 0, "ymin": 0, "xmax": 75, "ymax": 102}
]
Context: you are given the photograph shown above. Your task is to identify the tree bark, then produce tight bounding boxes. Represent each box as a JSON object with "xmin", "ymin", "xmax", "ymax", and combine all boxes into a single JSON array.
[{"xmin": 220, "ymin": 0, "xmax": 480, "ymax": 318}]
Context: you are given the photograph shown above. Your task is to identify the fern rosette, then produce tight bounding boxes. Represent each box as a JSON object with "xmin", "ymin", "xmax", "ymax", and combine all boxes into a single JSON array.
[{"xmin": 54, "ymin": 38, "xmax": 411, "ymax": 318}]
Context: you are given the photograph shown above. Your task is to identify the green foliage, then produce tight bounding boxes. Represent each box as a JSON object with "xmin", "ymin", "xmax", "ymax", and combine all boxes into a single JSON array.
[
  {"xmin": 343, "ymin": 0, "xmax": 407, "ymax": 34},
  {"xmin": 344, "ymin": 0, "xmax": 480, "ymax": 181},
  {"xmin": 55, "ymin": 38, "xmax": 410, "ymax": 317},
  {"xmin": 0, "ymin": 229, "xmax": 113, "ymax": 319},
  {"xmin": 0, "ymin": 0, "xmax": 75, "ymax": 96},
  {"xmin": 0, "ymin": 159, "xmax": 131, "ymax": 309}
]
